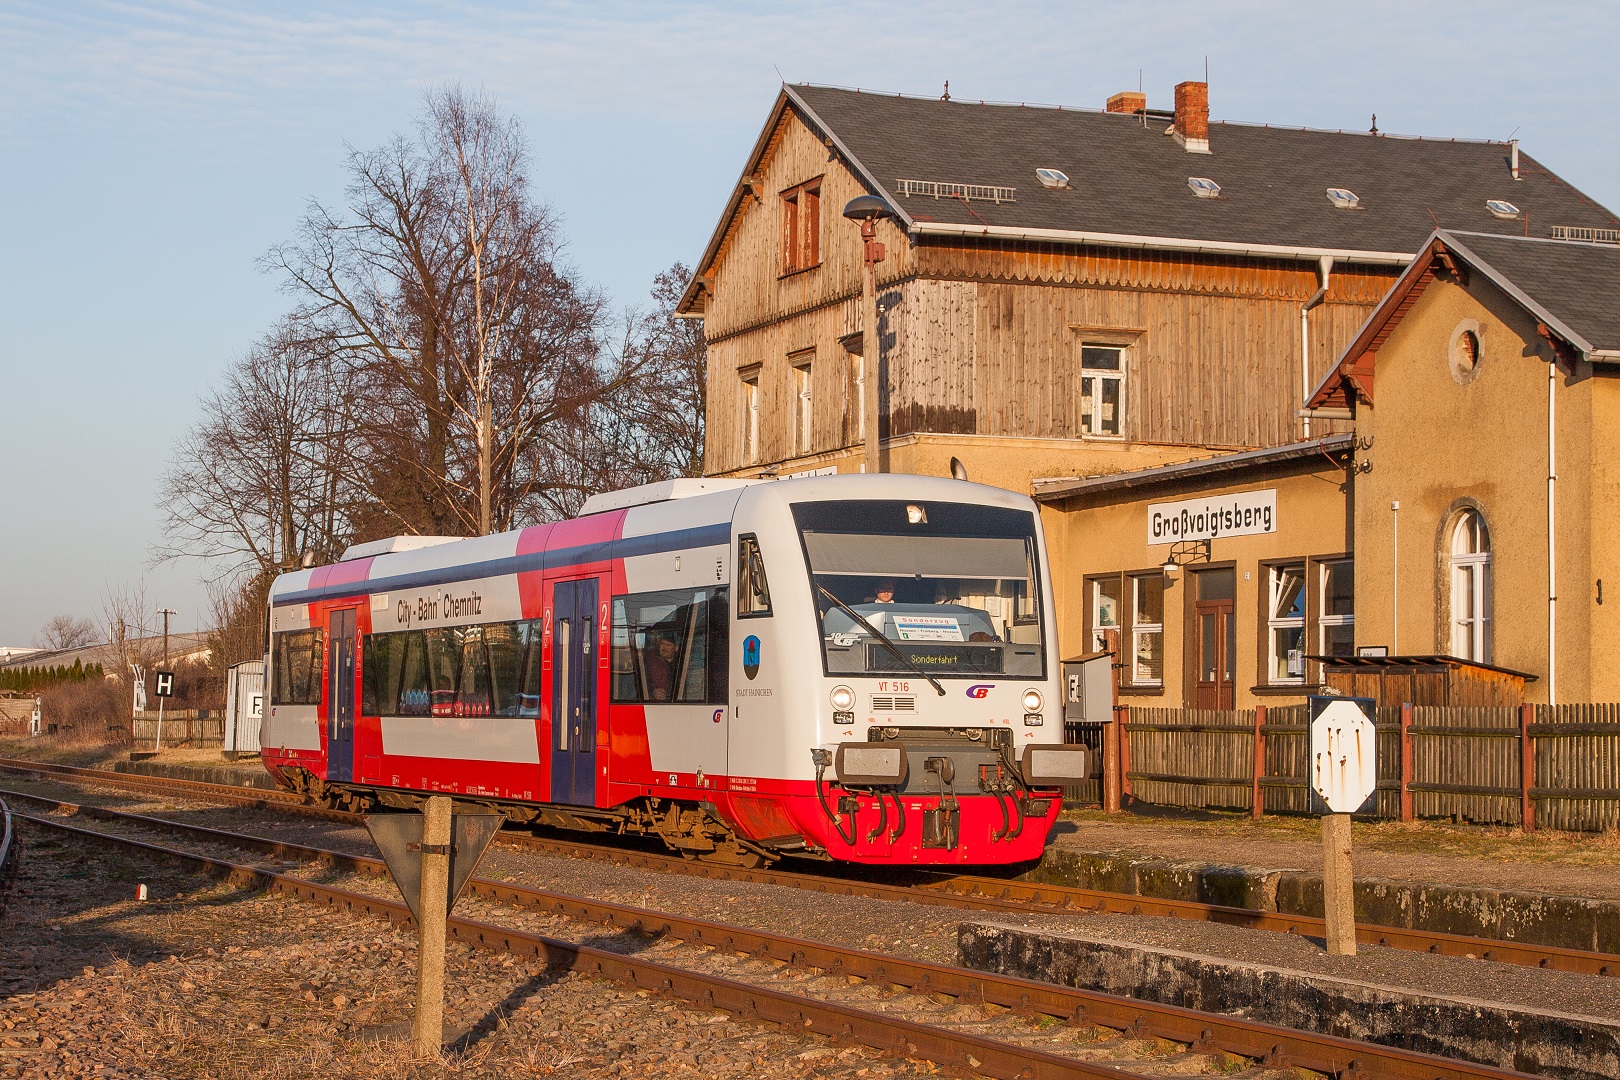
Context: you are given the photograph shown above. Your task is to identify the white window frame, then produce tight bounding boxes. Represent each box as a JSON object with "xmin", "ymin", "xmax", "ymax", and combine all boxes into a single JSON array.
[
  {"xmin": 1267, "ymin": 563, "xmax": 1307, "ymax": 685},
  {"xmin": 1450, "ymin": 514, "xmax": 1491, "ymax": 662},
  {"xmin": 742, "ymin": 372, "xmax": 760, "ymax": 464},
  {"xmin": 1090, "ymin": 576, "xmax": 1122, "ymax": 654},
  {"xmin": 1080, "ymin": 343, "xmax": 1126, "ymax": 439},
  {"xmin": 1318, "ymin": 557, "xmax": 1355, "ymax": 658},
  {"xmin": 793, "ymin": 359, "xmax": 813, "ymax": 456},
  {"xmin": 1129, "ymin": 572, "xmax": 1164, "ymax": 687}
]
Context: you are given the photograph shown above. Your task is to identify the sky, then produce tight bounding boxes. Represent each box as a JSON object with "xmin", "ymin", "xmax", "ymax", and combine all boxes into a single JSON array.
[{"xmin": 2, "ymin": 0, "xmax": 1617, "ymax": 647}]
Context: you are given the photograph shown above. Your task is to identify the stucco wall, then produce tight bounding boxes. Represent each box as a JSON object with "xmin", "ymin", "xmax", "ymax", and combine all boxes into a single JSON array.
[
  {"xmin": 1351, "ymin": 275, "xmax": 1601, "ymax": 703},
  {"xmin": 1042, "ymin": 460, "xmax": 1352, "ymax": 708}
]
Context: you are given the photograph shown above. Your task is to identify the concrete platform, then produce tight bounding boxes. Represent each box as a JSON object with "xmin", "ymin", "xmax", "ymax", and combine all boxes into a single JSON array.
[
  {"xmin": 1016, "ymin": 844, "xmax": 1620, "ymax": 954},
  {"xmin": 112, "ymin": 757, "xmax": 278, "ymax": 790},
  {"xmin": 959, "ymin": 920, "xmax": 1620, "ymax": 1079}
]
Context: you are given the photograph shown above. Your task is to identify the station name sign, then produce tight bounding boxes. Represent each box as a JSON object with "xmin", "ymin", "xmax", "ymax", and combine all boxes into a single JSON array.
[{"xmin": 1148, "ymin": 488, "xmax": 1276, "ymax": 546}]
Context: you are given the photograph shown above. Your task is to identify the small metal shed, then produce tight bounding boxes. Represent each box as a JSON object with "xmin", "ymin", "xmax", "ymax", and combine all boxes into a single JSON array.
[
  {"xmin": 1309, "ymin": 654, "xmax": 1536, "ymax": 708},
  {"xmin": 223, "ymin": 660, "xmax": 266, "ymax": 757}
]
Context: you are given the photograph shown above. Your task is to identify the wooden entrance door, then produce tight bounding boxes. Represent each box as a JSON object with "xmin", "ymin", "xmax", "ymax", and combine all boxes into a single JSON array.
[{"xmin": 1192, "ymin": 570, "xmax": 1236, "ymax": 710}]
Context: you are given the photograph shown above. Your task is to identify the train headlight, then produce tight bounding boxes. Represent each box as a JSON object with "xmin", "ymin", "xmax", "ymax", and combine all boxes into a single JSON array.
[
  {"xmin": 830, "ymin": 685, "xmax": 856, "ymax": 711},
  {"xmin": 1022, "ymin": 689, "xmax": 1044, "ymax": 713}
]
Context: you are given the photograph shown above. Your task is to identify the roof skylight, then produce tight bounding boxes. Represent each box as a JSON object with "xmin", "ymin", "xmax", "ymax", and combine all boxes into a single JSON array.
[
  {"xmin": 1486, "ymin": 199, "xmax": 1521, "ymax": 220},
  {"xmin": 1326, "ymin": 188, "xmax": 1361, "ymax": 209},
  {"xmin": 1035, "ymin": 168, "xmax": 1070, "ymax": 189},
  {"xmin": 1187, "ymin": 176, "xmax": 1222, "ymax": 199}
]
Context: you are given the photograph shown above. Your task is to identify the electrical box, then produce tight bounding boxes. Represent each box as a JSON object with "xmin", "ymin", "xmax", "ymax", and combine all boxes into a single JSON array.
[{"xmin": 1062, "ymin": 652, "xmax": 1114, "ymax": 722}]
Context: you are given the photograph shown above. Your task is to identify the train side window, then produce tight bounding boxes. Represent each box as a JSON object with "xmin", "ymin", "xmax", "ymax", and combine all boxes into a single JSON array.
[
  {"xmin": 456, "ymin": 627, "xmax": 494, "ymax": 716},
  {"xmin": 361, "ymin": 632, "xmax": 407, "ymax": 716},
  {"xmin": 271, "ymin": 629, "xmax": 323, "ymax": 706},
  {"xmin": 425, "ymin": 629, "xmax": 462, "ymax": 716},
  {"xmin": 396, "ymin": 631, "xmax": 430, "ymax": 715},
  {"xmin": 737, "ymin": 535, "xmax": 772, "ymax": 618},
  {"xmin": 612, "ymin": 587, "xmax": 728, "ymax": 705}
]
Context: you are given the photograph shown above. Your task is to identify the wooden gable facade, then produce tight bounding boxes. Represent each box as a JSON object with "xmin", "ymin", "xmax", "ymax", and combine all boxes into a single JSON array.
[{"xmin": 684, "ymin": 93, "xmax": 1388, "ymax": 490}]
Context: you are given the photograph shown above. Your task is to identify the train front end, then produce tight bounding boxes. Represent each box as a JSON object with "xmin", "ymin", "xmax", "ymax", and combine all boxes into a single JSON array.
[{"xmin": 728, "ymin": 475, "xmax": 1082, "ymax": 865}]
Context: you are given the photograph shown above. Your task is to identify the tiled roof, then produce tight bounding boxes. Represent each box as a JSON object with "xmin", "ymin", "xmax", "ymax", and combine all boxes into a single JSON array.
[
  {"xmin": 787, "ymin": 84, "xmax": 1618, "ymax": 261},
  {"xmin": 1441, "ymin": 231, "xmax": 1620, "ymax": 354}
]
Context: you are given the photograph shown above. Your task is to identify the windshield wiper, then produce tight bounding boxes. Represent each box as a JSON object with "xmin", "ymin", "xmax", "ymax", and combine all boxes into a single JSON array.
[{"xmin": 814, "ymin": 582, "xmax": 946, "ymax": 696}]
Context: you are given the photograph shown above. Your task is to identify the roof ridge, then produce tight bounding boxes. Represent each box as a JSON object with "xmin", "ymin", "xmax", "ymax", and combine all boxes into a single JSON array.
[
  {"xmin": 793, "ymin": 81, "xmax": 1513, "ymax": 147},
  {"xmin": 1446, "ymin": 228, "xmax": 1620, "ymax": 249}
]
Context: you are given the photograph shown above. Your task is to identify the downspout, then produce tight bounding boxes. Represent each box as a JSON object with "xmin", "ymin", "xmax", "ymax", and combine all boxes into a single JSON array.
[
  {"xmin": 1547, "ymin": 356, "xmax": 1557, "ymax": 705},
  {"xmin": 1300, "ymin": 256, "xmax": 1335, "ymax": 437}
]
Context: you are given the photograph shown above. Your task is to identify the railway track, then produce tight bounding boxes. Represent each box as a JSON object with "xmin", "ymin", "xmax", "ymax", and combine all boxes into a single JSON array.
[
  {"xmin": 6, "ymin": 788, "xmax": 1539, "ymax": 1080},
  {"xmin": 2, "ymin": 756, "xmax": 1614, "ymax": 979}
]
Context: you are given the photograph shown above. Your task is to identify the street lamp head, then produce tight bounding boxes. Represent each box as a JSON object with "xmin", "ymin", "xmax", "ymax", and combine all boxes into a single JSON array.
[{"xmin": 842, "ymin": 194, "xmax": 895, "ymax": 223}]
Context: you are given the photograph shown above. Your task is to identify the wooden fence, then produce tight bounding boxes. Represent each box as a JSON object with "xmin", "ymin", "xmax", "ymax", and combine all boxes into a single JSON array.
[
  {"xmin": 132, "ymin": 712, "xmax": 224, "ymax": 748},
  {"xmin": 1114, "ymin": 702, "xmax": 1620, "ymax": 832}
]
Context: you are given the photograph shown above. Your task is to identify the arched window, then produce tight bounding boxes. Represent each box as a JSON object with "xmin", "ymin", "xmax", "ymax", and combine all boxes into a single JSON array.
[{"xmin": 1450, "ymin": 511, "xmax": 1491, "ymax": 662}]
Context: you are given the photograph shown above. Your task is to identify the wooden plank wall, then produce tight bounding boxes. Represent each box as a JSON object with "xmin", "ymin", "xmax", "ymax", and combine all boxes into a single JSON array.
[
  {"xmin": 1535, "ymin": 702, "xmax": 1620, "ymax": 831},
  {"xmin": 1409, "ymin": 706, "xmax": 1521, "ymax": 824},
  {"xmin": 1120, "ymin": 702, "xmax": 1620, "ymax": 831}
]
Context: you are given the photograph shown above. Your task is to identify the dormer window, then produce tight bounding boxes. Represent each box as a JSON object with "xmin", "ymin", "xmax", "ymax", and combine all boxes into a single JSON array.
[
  {"xmin": 1326, "ymin": 188, "xmax": 1361, "ymax": 209},
  {"xmin": 781, "ymin": 179, "xmax": 822, "ymax": 274},
  {"xmin": 1188, "ymin": 176, "xmax": 1222, "ymax": 199},
  {"xmin": 1486, "ymin": 199, "xmax": 1520, "ymax": 220}
]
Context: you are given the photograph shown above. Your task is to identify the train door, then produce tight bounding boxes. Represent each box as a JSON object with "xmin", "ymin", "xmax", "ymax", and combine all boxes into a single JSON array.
[
  {"xmin": 328, "ymin": 608, "xmax": 359, "ymax": 782},
  {"xmin": 550, "ymin": 578, "xmax": 599, "ymax": 805}
]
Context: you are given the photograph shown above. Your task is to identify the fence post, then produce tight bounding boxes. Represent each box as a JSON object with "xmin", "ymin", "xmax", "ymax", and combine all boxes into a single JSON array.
[
  {"xmin": 1520, "ymin": 702, "xmax": 1536, "ymax": 832},
  {"xmin": 1251, "ymin": 704, "xmax": 1267, "ymax": 819},
  {"xmin": 1102, "ymin": 629, "xmax": 1123, "ymax": 813},
  {"xmin": 1399, "ymin": 703, "xmax": 1414, "ymax": 822}
]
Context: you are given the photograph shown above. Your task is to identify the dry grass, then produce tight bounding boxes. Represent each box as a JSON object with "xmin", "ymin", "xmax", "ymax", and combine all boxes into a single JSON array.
[{"xmin": 1062, "ymin": 804, "xmax": 1620, "ymax": 870}]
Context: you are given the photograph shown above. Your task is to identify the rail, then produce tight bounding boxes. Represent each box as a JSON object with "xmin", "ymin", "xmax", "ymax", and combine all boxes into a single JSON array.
[
  {"xmin": 2, "ymin": 759, "xmax": 1615, "ymax": 976},
  {"xmin": 12, "ymin": 796, "xmax": 1538, "ymax": 1080}
]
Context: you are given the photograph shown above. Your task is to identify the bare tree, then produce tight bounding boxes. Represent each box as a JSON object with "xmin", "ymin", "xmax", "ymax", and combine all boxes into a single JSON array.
[
  {"xmin": 271, "ymin": 84, "xmax": 636, "ymax": 538},
  {"xmin": 600, "ymin": 263, "xmax": 707, "ymax": 482},
  {"xmin": 35, "ymin": 615, "xmax": 101, "ymax": 652},
  {"xmin": 100, "ymin": 579, "xmax": 154, "ymax": 710},
  {"xmin": 158, "ymin": 318, "xmax": 355, "ymax": 583}
]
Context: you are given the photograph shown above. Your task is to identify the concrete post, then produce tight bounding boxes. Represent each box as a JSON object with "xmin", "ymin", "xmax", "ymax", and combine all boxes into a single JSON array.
[
  {"xmin": 413, "ymin": 795, "xmax": 451, "ymax": 1057},
  {"xmin": 1321, "ymin": 812, "xmax": 1356, "ymax": 956}
]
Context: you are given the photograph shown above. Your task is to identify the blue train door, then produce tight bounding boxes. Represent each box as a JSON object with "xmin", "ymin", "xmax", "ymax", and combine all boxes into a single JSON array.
[
  {"xmin": 328, "ymin": 608, "xmax": 358, "ymax": 783},
  {"xmin": 550, "ymin": 578, "xmax": 598, "ymax": 805}
]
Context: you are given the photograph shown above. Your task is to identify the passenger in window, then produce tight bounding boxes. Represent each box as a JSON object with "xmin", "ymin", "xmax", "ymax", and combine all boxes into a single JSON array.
[{"xmin": 645, "ymin": 633, "xmax": 680, "ymax": 702}]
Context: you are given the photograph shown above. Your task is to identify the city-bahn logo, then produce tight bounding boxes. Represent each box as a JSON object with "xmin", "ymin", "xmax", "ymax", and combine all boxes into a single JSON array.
[{"xmin": 966, "ymin": 684, "xmax": 991, "ymax": 699}]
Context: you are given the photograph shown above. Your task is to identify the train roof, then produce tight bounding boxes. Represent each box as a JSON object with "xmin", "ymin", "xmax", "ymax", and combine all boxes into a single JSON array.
[{"xmin": 269, "ymin": 473, "xmax": 1040, "ymax": 607}]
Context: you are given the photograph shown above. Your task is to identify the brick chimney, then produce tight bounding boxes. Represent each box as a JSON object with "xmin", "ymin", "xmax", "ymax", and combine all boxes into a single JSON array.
[
  {"xmin": 1172, "ymin": 81, "xmax": 1211, "ymax": 154},
  {"xmin": 1105, "ymin": 91, "xmax": 1146, "ymax": 115}
]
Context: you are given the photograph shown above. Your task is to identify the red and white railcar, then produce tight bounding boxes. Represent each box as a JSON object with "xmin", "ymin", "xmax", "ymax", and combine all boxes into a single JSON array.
[{"xmin": 261, "ymin": 473, "xmax": 1085, "ymax": 865}]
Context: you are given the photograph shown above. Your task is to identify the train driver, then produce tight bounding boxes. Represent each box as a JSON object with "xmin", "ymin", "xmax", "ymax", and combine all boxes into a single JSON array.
[
  {"xmin": 645, "ymin": 633, "xmax": 680, "ymax": 702},
  {"xmin": 870, "ymin": 578, "xmax": 898, "ymax": 604}
]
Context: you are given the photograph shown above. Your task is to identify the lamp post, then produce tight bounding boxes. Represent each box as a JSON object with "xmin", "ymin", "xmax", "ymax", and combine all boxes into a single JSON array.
[{"xmin": 842, "ymin": 195, "xmax": 894, "ymax": 474}]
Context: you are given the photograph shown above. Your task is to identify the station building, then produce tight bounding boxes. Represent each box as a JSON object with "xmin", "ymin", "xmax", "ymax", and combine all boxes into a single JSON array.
[{"xmin": 680, "ymin": 82, "xmax": 1620, "ymax": 706}]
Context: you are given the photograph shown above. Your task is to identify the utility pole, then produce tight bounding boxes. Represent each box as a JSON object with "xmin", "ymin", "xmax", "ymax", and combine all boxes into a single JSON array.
[
  {"xmin": 158, "ymin": 608, "xmax": 176, "ymax": 666},
  {"xmin": 843, "ymin": 195, "xmax": 894, "ymax": 474}
]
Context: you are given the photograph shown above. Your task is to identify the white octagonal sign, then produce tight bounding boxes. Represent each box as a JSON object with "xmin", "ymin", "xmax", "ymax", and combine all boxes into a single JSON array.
[{"xmin": 1310, "ymin": 698, "xmax": 1377, "ymax": 813}]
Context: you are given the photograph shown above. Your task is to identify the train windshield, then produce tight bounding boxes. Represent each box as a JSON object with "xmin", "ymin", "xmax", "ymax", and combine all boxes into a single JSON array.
[{"xmin": 792, "ymin": 500, "xmax": 1046, "ymax": 678}]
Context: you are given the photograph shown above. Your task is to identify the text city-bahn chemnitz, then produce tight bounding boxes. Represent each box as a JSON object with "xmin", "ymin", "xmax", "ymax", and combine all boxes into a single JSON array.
[{"xmin": 261, "ymin": 474, "xmax": 1087, "ymax": 866}]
